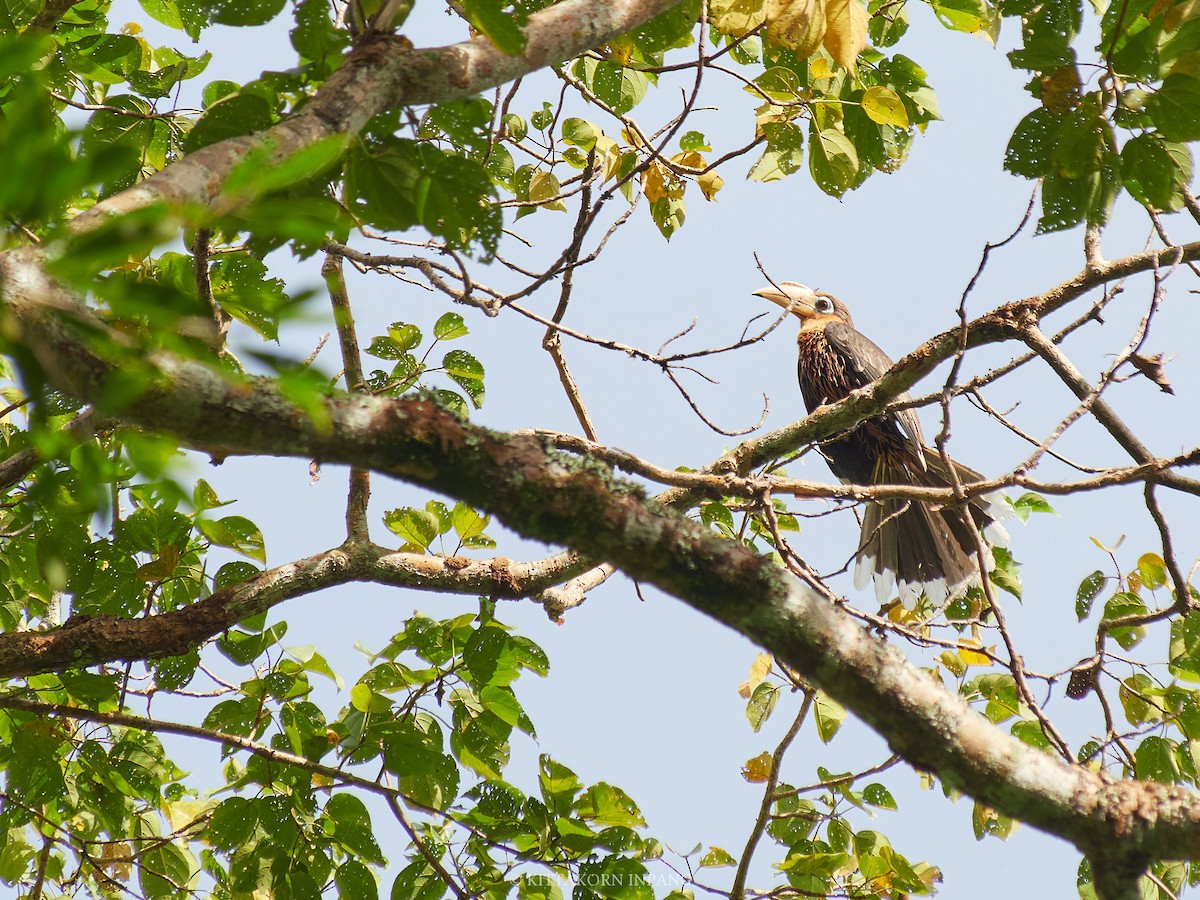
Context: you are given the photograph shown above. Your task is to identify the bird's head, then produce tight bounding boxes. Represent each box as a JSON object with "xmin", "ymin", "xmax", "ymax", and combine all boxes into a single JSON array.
[{"xmin": 753, "ymin": 281, "xmax": 854, "ymax": 329}]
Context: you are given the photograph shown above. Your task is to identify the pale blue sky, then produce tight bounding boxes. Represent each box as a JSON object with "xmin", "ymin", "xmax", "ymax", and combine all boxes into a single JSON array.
[{"xmin": 107, "ymin": 1, "xmax": 1200, "ymax": 895}]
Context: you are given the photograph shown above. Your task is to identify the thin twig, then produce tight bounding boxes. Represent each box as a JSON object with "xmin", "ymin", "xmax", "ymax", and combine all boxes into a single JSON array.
[
  {"xmin": 730, "ymin": 690, "xmax": 814, "ymax": 900},
  {"xmin": 324, "ymin": 251, "xmax": 371, "ymax": 542}
]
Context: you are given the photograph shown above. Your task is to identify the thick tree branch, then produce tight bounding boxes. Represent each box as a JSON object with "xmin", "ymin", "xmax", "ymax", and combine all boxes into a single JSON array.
[
  {"xmin": 0, "ymin": 542, "xmax": 593, "ymax": 678},
  {"xmin": 66, "ymin": 0, "xmax": 683, "ymax": 235},
  {"xmin": 6, "ymin": 268, "xmax": 1200, "ymax": 874}
]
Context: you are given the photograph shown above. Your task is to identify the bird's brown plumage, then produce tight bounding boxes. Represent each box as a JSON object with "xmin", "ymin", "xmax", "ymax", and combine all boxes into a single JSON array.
[{"xmin": 754, "ymin": 281, "xmax": 1009, "ymax": 604}]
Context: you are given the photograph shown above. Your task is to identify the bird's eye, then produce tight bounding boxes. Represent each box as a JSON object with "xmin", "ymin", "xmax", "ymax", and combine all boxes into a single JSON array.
[{"xmin": 815, "ymin": 296, "xmax": 834, "ymax": 314}]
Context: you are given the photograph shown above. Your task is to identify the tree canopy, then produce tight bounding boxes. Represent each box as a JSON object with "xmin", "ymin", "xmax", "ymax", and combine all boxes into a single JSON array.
[{"xmin": 1, "ymin": 1, "xmax": 1199, "ymax": 899}]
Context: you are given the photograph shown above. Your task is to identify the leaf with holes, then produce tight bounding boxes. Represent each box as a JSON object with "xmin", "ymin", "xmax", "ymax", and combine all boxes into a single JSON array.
[{"xmin": 443, "ymin": 349, "xmax": 485, "ymax": 408}]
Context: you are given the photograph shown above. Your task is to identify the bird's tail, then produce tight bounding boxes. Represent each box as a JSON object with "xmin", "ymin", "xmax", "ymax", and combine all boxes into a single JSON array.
[{"xmin": 854, "ymin": 449, "xmax": 1011, "ymax": 607}]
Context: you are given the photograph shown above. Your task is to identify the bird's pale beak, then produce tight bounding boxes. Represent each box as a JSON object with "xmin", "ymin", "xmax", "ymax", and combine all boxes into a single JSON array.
[{"xmin": 753, "ymin": 283, "xmax": 817, "ymax": 318}]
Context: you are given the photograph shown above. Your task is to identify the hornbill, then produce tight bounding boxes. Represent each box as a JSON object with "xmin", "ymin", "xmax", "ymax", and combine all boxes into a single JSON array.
[{"xmin": 754, "ymin": 281, "xmax": 1009, "ymax": 606}]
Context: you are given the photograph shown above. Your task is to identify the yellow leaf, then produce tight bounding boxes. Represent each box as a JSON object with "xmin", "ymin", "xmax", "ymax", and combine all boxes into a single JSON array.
[
  {"xmin": 861, "ymin": 85, "xmax": 910, "ymax": 128},
  {"xmin": 765, "ymin": 0, "xmax": 826, "ymax": 56},
  {"xmin": 529, "ymin": 170, "xmax": 567, "ymax": 211},
  {"xmin": 810, "ymin": 56, "xmax": 835, "ymax": 81},
  {"xmin": 164, "ymin": 799, "xmax": 217, "ymax": 833},
  {"xmin": 605, "ymin": 36, "xmax": 636, "ymax": 65},
  {"xmin": 620, "ymin": 126, "xmax": 647, "ymax": 149},
  {"xmin": 710, "ymin": 0, "xmax": 766, "ymax": 36},
  {"xmin": 670, "ymin": 150, "xmax": 707, "ymax": 171},
  {"xmin": 957, "ymin": 642, "xmax": 992, "ymax": 667},
  {"xmin": 737, "ymin": 652, "xmax": 774, "ymax": 698},
  {"xmin": 823, "ymin": 0, "xmax": 868, "ymax": 70},
  {"xmin": 938, "ymin": 650, "xmax": 967, "ymax": 677},
  {"xmin": 741, "ymin": 751, "xmax": 773, "ymax": 782},
  {"xmin": 594, "ymin": 135, "xmax": 621, "ymax": 181},
  {"xmin": 698, "ymin": 169, "xmax": 725, "ymax": 200},
  {"xmin": 641, "ymin": 161, "xmax": 685, "ymax": 204}
]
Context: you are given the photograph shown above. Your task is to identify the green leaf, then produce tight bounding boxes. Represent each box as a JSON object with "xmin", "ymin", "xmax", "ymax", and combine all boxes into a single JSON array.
[
  {"xmin": 336, "ymin": 860, "xmax": 379, "ymax": 900},
  {"xmin": 698, "ymin": 846, "xmax": 736, "ymax": 867},
  {"xmin": 464, "ymin": 624, "xmax": 520, "ymax": 687},
  {"xmin": 575, "ymin": 857, "xmax": 653, "ymax": 900},
  {"xmin": 1169, "ymin": 612, "xmax": 1200, "ymax": 681},
  {"xmin": 77, "ymin": 95, "xmax": 171, "ymax": 198},
  {"xmin": 745, "ymin": 681, "xmax": 780, "ymax": 732},
  {"xmin": 861, "ymin": 85, "xmax": 910, "ymax": 128},
  {"xmin": 1120, "ymin": 673, "xmax": 1161, "ymax": 725},
  {"xmin": 1011, "ymin": 491, "xmax": 1055, "ymax": 522},
  {"xmin": 1011, "ymin": 719, "xmax": 1051, "ymax": 751},
  {"xmin": 325, "ymin": 793, "xmax": 386, "ymax": 865},
  {"xmin": 346, "ymin": 141, "xmax": 501, "ymax": 257},
  {"xmin": 1038, "ymin": 167, "xmax": 1115, "ymax": 233},
  {"xmin": 384, "ymin": 507, "xmax": 441, "ymax": 550},
  {"xmin": 680, "ymin": 130, "xmax": 711, "ymax": 152},
  {"xmin": 442, "ymin": 349, "xmax": 485, "ymax": 408},
  {"xmin": 1003, "ymin": 107, "xmax": 1059, "ymax": 178},
  {"xmin": 382, "ymin": 715, "xmax": 460, "ymax": 810},
  {"xmin": 1138, "ymin": 553, "xmax": 1167, "ymax": 591},
  {"xmin": 808, "ymin": 125, "xmax": 859, "ymax": 197},
  {"xmin": 367, "ymin": 325, "xmax": 422, "ymax": 360},
  {"xmin": 561, "ymin": 117, "xmax": 599, "ymax": 150},
  {"xmin": 450, "ymin": 699, "xmax": 510, "ymax": 780},
  {"xmin": 572, "ymin": 58, "xmax": 651, "ymax": 115},
  {"xmin": 218, "ymin": 622, "xmax": 287, "ymax": 665},
  {"xmin": 215, "ymin": 560, "xmax": 259, "ymax": 590},
  {"xmin": 928, "ymin": 0, "xmax": 995, "ymax": 34},
  {"xmin": 813, "ymin": 691, "xmax": 845, "ymax": 743},
  {"xmin": 0, "ymin": 839, "xmax": 34, "ymax": 885},
  {"xmin": 862, "ymin": 782, "xmax": 898, "ymax": 809},
  {"xmin": 1135, "ymin": 736, "xmax": 1180, "ymax": 784},
  {"xmin": 1147, "ymin": 75, "xmax": 1200, "ymax": 142},
  {"xmin": 989, "ymin": 547, "xmax": 1022, "ymax": 600},
  {"xmin": 197, "ymin": 515, "xmax": 266, "ymax": 563},
  {"xmin": 462, "ymin": 0, "xmax": 527, "ymax": 54},
  {"xmin": 538, "ymin": 755, "xmax": 582, "ymax": 814},
  {"xmin": 139, "ymin": 841, "xmax": 195, "ymax": 899},
  {"xmin": 351, "ymin": 683, "xmax": 393, "ymax": 714},
  {"xmin": 208, "ymin": 0, "xmax": 287, "ymax": 26},
  {"xmin": 292, "ymin": 0, "xmax": 351, "ymax": 70},
  {"xmin": 223, "ymin": 134, "xmax": 346, "ymax": 198},
  {"xmin": 1120, "ymin": 134, "xmax": 1193, "ymax": 211},
  {"xmin": 869, "ymin": 0, "xmax": 909, "ymax": 45},
  {"xmin": 211, "ymin": 254, "xmax": 290, "ymax": 341},
  {"xmin": 574, "ymin": 782, "xmax": 646, "ymax": 828},
  {"xmin": 183, "ymin": 93, "xmax": 274, "ymax": 153},
  {"xmin": 433, "ymin": 313, "xmax": 469, "ymax": 341},
  {"xmin": 8, "ymin": 728, "xmax": 65, "ymax": 806},
  {"xmin": 392, "ymin": 861, "xmax": 451, "ymax": 900},
  {"xmin": 1102, "ymin": 592, "xmax": 1147, "ymax": 650},
  {"xmin": 206, "ymin": 797, "xmax": 258, "ymax": 850},
  {"xmin": 1075, "ymin": 570, "xmax": 1105, "ymax": 621},
  {"xmin": 748, "ymin": 121, "xmax": 805, "ymax": 182},
  {"xmin": 451, "ymin": 502, "xmax": 490, "ymax": 541},
  {"xmin": 1052, "ymin": 98, "xmax": 1113, "ymax": 178}
]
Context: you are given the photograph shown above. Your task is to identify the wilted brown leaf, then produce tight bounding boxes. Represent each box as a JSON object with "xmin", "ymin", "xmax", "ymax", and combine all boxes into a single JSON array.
[
  {"xmin": 1129, "ymin": 352, "xmax": 1175, "ymax": 394},
  {"xmin": 742, "ymin": 750, "xmax": 773, "ymax": 782},
  {"xmin": 1040, "ymin": 65, "xmax": 1082, "ymax": 113},
  {"xmin": 737, "ymin": 652, "xmax": 774, "ymax": 698}
]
